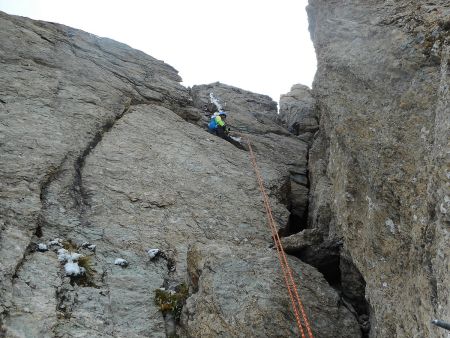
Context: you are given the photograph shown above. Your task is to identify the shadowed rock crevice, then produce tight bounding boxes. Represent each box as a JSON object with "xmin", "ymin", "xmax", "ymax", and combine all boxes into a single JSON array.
[
  {"xmin": 284, "ymin": 212, "xmax": 307, "ymax": 236},
  {"xmin": 268, "ymin": 82, "xmax": 370, "ymax": 331},
  {"xmin": 284, "ymin": 168, "xmax": 310, "ymax": 236},
  {"xmin": 277, "ymin": 152, "xmax": 371, "ymax": 336},
  {"xmin": 270, "ymin": 146, "xmax": 370, "ymax": 337},
  {"xmin": 278, "ymin": 150, "xmax": 370, "ymax": 336},
  {"xmin": 283, "ymin": 235, "xmax": 371, "ymax": 336}
]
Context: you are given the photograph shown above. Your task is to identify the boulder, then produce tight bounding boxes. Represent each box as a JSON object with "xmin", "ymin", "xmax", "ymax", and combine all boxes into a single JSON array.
[
  {"xmin": 279, "ymin": 84, "xmax": 318, "ymax": 142},
  {"xmin": 184, "ymin": 242, "xmax": 361, "ymax": 338}
]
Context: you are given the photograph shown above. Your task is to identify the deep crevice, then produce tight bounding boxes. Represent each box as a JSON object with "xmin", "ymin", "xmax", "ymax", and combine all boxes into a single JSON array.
[
  {"xmin": 35, "ymin": 224, "xmax": 43, "ymax": 238},
  {"xmin": 277, "ymin": 160, "xmax": 370, "ymax": 335},
  {"xmin": 281, "ymin": 213, "xmax": 308, "ymax": 237},
  {"xmin": 290, "ymin": 244, "xmax": 370, "ymax": 337},
  {"xmin": 290, "ymin": 243, "xmax": 342, "ymax": 289},
  {"xmin": 278, "ymin": 172, "xmax": 309, "ymax": 237}
]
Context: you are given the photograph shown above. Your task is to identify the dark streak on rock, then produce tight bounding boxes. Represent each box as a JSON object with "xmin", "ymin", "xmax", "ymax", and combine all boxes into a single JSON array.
[
  {"xmin": 73, "ymin": 98, "xmax": 134, "ymax": 211},
  {"xmin": 11, "ymin": 242, "xmax": 35, "ymax": 281},
  {"xmin": 39, "ymin": 156, "xmax": 68, "ymax": 205},
  {"xmin": 36, "ymin": 33, "xmax": 54, "ymax": 45}
]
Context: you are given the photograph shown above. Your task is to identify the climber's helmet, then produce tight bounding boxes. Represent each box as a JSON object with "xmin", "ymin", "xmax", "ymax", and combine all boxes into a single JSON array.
[{"xmin": 219, "ymin": 111, "xmax": 227, "ymax": 118}]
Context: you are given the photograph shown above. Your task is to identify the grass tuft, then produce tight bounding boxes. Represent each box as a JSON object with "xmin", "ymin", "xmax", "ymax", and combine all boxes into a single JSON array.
[
  {"xmin": 62, "ymin": 239, "xmax": 78, "ymax": 251},
  {"xmin": 71, "ymin": 255, "xmax": 97, "ymax": 287}
]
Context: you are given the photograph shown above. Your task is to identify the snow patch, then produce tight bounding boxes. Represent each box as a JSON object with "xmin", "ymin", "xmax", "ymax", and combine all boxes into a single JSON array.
[
  {"xmin": 114, "ymin": 258, "xmax": 128, "ymax": 267},
  {"xmin": 64, "ymin": 262, "xmax": 85, "ymax": 276},
  {"xmin": 57, "ymin": 248, "xmax": 82, "ymax": 263},
  {"xmin": 230, "ymin": 136, "xmax": 241, "ymax": 143},
  {"xmin": 147, "ymin": 249, "xmax": 160, "ymax": 259},
  {"xmin": 81, "ymin": 242, "xmax": 96, "ymax": 251},
  {"xmin": 37, "ymin": 243, "xmax": 48, "ymax": 252},
  {"xmin": 209, "ymin": 92, "xmax": 223, "ymax": 111},
  {"xmin": 48, "ymin": 238, "xmax": 63, "ymax": 247}
]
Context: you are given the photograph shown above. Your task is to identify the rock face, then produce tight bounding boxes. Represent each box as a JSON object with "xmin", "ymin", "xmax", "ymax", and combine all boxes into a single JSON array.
[
  {"xmin": 0, "ymin": 11, "xmax": 360, "ymax": 338},
  {"xmin": 184, "ymin": 242, "xmax": 360, "ymax": 338},
  {"xmin": 305, "ymin": 1, "xmax": 450, "ymax": 337},
  {"xmin": 191, "ymin": 83, "xmax": 311, "ymax": 234},
  {"xmin": 279, "ymin": 84, "xmax": 318, "ymax": 143}
]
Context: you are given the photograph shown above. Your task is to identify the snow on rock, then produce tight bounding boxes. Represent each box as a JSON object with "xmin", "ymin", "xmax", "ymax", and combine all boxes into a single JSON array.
[
  {"xmin": 37, "ymin": 243, "xmax": 48, "ymax": 252},
  {"xmin": 81, "ymin": 242, "xmax": 97, "ymax": 251},
  {"xmin": 57, "ymin": 248, "xmax": 82, "ymax": 263},
  {"xmin": 57, "ymin": 249, "xmax": 70, "ymax": 262},
  {"xmin": 114, "ymin": 258, "xmax": 128, "ymax": 267},
  {"xmin": 209, "ymin": 92, "xmax": 223, "ymax": 111},
  {"xmin": 64, "ymin": 262, "xmax": 85, "ymax": 276},
  {"xmin": 230, "ymin": 136, "xmax": 241, "ymax": 143},
  {"xmin": 48, "ymin": 238, "xmax": 63, "ymax": 247},
  {"xmin": 147, "ymin": 249, "xmax": 160, "ymax": 259}
]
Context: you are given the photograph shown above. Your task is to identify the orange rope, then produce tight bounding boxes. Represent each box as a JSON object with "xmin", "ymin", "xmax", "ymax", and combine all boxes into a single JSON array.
[{"xmin": 246, "ymin": 136, "xmax": 314, "ymax": 338}]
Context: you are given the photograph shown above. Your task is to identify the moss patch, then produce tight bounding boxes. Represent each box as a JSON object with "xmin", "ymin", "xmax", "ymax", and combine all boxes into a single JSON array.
[{"xmin": 154, "ymin": 283, "xmax": 189, "ymax": 322}]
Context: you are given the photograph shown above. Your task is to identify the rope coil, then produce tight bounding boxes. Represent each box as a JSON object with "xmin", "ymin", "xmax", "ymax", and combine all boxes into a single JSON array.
[{"xmin": 246, "ymin": 136, "xmax": 314, "ymax": 338}]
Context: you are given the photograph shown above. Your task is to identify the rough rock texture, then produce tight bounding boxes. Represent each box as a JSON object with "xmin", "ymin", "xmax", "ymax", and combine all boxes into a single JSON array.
[
  {"xmin": 306, "ymin": 1, "xmax": 450, "ymax": 337},
  {"xmin": 0, "ymin": 11, "xmax": 360, "ymax": 337},
  {"xmin": 279, "ymin": 84, "xmax": 319, "ymax": 143},
  {"xmin": 184, "ymin": 242, "xmax": 360, "ymax": 338},
  {"xmin": 191, "ymin": 83, "xmax": 311, "ymax": 234}
]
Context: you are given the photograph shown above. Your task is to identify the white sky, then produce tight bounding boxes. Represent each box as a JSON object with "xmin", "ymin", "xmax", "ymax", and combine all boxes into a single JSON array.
[{"xmin": 0, "ymin": 0, "xmax": 316, "ymax": 102}]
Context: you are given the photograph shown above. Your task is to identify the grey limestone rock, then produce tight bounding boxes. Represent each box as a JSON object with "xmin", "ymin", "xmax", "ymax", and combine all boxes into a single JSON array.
[
  {"xmin": 184, "ymin": 242, "xmax": 361, "ymax": 338},
  {"xmin": 279, "ymin": 84, "xmax": 318, "ymax": 142},
  {"xmin": 0, "ymin": 10, "xmax": 359, "ymax": 338},
  {"xmin": 307, "ymin": 0, "xmax": 450, "ymax": 337}
]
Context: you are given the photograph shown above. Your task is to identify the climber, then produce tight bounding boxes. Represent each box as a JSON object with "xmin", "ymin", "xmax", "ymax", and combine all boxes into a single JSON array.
[
  {"xmin": 208, "ymin": 111, "xmax": 229, "ymax": 138},
  {"xmin": 208, "ymin": 111, "xmax": 246, "ymax": 150}
]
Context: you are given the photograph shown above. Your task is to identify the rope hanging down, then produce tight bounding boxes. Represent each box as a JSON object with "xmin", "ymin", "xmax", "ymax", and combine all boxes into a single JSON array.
[{"xmin": 246, "ymin": 136, "xmax": 314, "ymax": 338}]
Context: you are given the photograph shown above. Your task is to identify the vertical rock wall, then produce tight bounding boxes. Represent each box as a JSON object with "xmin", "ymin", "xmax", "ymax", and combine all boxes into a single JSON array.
[{"xmin": 307, "ymin": 1, "xmax": 449, "ymax": 337}]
